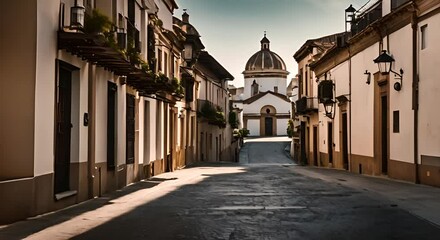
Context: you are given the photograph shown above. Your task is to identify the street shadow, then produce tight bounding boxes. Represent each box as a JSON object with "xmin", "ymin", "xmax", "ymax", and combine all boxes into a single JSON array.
[{"xmin": 0, "ymin": 180, "xmax": 161, "ymax": 239}]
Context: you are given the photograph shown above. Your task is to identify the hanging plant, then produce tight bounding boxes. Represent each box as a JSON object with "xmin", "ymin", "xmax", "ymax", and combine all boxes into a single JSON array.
[{"xmin": 84, "ymin": 9, "xmax": 113, "ymax": 35}]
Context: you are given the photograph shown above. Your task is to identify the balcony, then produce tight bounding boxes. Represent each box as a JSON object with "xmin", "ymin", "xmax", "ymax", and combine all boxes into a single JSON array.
[
  {"xmin": 295, "ymin": 97, "xmax": 318, "ymax": 115},
  {"xmin": 197, "ymin": 100, "xmax": 226, "ymax": 128},
  {"xmin": 351, "ymin": 1, "xmax": 382, "ymax": 35},
  {"xmin": 57, "ymin": 4, "xmax": 177, "ymax": 97},
  {"xmin": 392, "ymin": 0, "xmax": 411, "ymax": 10}
]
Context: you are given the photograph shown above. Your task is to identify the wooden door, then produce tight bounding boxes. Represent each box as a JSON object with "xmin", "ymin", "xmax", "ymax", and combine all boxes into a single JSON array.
[
  {"xmin": 126, "ymin": 94, "xmax": 135, "ymax": 164},
  {"xmin": 265, "ymin": 117, "xmax": 273, "ymax": 136},
  {"xmin": 55, "ymin": 67, "xmax": 72, "ymax": 194}
]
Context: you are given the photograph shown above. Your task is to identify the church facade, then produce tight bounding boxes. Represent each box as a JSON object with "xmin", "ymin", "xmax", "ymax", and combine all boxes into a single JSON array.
[{"xmin": 234, "ymin": 35, "xmax": 290, "ymax": 137}]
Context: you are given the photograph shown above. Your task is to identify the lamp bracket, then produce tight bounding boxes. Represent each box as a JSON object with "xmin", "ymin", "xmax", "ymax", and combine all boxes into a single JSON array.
[{"xmin": 390, "ymin": 68, "xmax": 403, "ymax": 91}]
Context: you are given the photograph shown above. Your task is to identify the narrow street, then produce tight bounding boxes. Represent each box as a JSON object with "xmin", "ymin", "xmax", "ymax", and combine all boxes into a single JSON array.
[{"xmin": 1, "ymin": 137, "xmax": 439, "ymax": 240}]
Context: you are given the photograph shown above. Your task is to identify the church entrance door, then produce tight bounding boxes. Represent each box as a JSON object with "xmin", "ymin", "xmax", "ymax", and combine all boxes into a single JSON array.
[{"xmin": 265, "ymin": 117, "xmax": 273, "ymax": 136}]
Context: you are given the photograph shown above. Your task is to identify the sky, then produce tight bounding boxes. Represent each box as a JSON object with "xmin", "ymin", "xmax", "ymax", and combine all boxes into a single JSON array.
[{"xmin": 175, "ymin": 0, "xmax": 368, "ymax": 87}]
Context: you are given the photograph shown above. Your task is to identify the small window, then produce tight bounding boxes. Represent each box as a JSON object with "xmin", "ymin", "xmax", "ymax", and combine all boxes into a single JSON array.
[
  {"xmin": 274, "ymin": 86, "xmax": 278, "ymax": 93},
  {"xmin": 421, "ymin": 25, "xmax": 427, "ymax": 50},
  {"xmin": 393, "ymin": 111, "xmax": 400, "ymax": 133}
]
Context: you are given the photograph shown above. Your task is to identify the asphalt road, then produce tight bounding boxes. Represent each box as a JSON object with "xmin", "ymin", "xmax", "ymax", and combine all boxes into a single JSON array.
[{"xmin": 1, "ymin": 137, "xmax": 439, "ymax": 240}]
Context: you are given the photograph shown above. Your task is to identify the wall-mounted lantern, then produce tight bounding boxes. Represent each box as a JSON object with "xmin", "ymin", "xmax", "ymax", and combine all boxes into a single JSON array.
[
  {"xmin": 183, "ymin": 42, "xmax": 194, "ymax": 62},
  {"xmin": 318, "ymin": 80, "xmax": 335, "ymax": 119},
  {"xmin": 373, "ymin": 50, "xmax": 404, "ymax": 91},
  {"xmin": 70, "ymin": 0, "xmax": 85, "ymax": 30},
  {"xmin": 323, "ymin": 99, "xmax": 336, "ymax": 119}
]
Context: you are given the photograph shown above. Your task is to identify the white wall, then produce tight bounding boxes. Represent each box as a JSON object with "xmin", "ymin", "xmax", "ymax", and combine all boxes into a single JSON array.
[
  {"xmin": 350, "ymin": 43, "xmax": 378, "ymax": 157},
  {"xmin": 277, "ymin": 119, "xmax": 288, "ymax": 136},
  {"xmin": 34, "ymin": 0, "xmax": 59, "ymax": 176},
  {"xmin": 155, "ymin": 0, "xmax": 173, "ymax": 31},
  {"xmin": 247, "ymin": 119, "xmax": 260, "ymax": 136},
  {"xmin": 117, "ymin": 83, "xmax": 127, "ymax": 166},
  {"xmin": 94, "ymin": 68, "xmax": 115, "ymax": 164},
  {"xmin": 388, "ymin": 25, "xmax": 414, "ymax": 163},
  {"xmin": 243, "ymin": 94, "xmax": 290, "ymax": 114},
  {"xmin": 243, "ymin": 77, "xmax": 287, "ymax": 99},
  {"xmin": 418, "ymin": 12, "xmax": 440, "ymax": 162}
]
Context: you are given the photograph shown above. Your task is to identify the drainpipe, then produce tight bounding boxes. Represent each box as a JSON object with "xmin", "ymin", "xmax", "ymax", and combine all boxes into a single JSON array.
[
  {"xmin": 348, "ymin": 46, "xmax": 352, "ymax": 172},
  {"xmin": 411, "ymin": 8, "xmax": 420, "ymax": 184},
  {"xmin": 87, "ymin": 65, "xmax": 96, "ymax": 198}
]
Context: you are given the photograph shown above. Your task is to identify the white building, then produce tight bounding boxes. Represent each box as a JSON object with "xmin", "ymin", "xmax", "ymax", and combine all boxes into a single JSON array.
[
  {"xmin": 304, "ymin": 0, "xmax": 440, "ymax": 187},
  {"xmin": 239, "ymin": 35, "xmax": 291, "ymax": 137}
]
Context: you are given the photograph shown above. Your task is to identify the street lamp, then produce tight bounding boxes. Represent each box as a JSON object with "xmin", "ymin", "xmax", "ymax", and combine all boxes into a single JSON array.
[
  {"xmin": 70, "ymin": 0, "xmax": 85, "ymax": 30},
  {"xmin": 373, "ymin": 50, "xmax": 404, "ymax": 91},
  {"xmin": 318, "ymin": 79, "xmax": 335, "ymax": 119},
  {"xmin": 323, "ymin": 99, "xmax": 335, "ymax": 119},
  {"xmin": 183, "ymin": 42, "xmax": 194, "ymax": 62}
]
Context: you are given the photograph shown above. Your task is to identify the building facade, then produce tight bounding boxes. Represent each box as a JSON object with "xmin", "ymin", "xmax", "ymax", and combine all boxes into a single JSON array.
[
  {"xmin": 0, "ymin": 0, "xmax": 235, "ymax": 224},
  {"xmin": 239, "ymin": 35, "xmax": 291, "ymax": 137},
  {"xmin": 295, "ymin": 0, "xmax": 440, "ymax": 187}
]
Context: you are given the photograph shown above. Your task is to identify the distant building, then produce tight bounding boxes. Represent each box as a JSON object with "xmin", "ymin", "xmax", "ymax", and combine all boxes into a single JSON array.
[{"xmin": 237, "ymin": 34, "xmax": 290, "ymax": 137}]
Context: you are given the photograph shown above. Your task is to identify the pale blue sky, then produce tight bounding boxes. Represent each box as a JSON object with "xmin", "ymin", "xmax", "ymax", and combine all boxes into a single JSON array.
[{"xmin": 175, "ymin": 0, "xmax": 367, "ymax": 87}]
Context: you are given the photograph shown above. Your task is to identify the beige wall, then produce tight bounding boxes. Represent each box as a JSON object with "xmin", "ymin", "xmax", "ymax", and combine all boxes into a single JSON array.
[
  {"xmin": 0, "ymin": 0, "xmax": 37, "ymax": 180},
  {"xmin": 418, "ymin": 11, "xmax": 440, "ymax": 163}
]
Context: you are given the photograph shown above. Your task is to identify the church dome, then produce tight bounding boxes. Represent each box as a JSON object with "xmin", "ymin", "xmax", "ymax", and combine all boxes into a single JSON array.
[{"xmin": 245, "ymin": 35, "xmax": 286, "ymax": 71}]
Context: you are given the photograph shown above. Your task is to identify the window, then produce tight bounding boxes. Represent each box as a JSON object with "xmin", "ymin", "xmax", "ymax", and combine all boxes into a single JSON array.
[
  {"xmin": 274, "ymin": 86, "xmax": 278, "ymax": 93},
  {"xmin": 421, "ymin": 25, "xmax": 427, "ymax": 50},
  {"xmin": 393, "ymin": 111, "xmax": 400, "ymax": 133},
  {"xmin": 251, "ymin": 80, "xmax": 259, "ymax": 96},
  {"xmin": 164, "ymin": 52, "xmax": 168, "ymax": 77},
  {"xmin": 170, "ymin": 55, "xmax": 174, "ymax": 78},
  {"xmin": 157, "ymin": 49, "xmax": 162, "ymax": 72}
]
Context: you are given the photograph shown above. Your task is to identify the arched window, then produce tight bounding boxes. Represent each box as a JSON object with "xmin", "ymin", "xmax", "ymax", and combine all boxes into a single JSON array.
[{"xmin": 251, "ymin": 80, "xmax": 259, "ymax": 96}]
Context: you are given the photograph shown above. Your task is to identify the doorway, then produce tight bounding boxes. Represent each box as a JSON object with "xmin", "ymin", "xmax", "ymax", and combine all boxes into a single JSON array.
[
  {"xmin": 126, "ymin": 94, "xmax": 135, "ymax": 165},
  {"xmin": 54, "ymin": 65, "xmax": 73, "ymax": 194},
  {"xmin": 374, "ymin": 75, "xmax": 389, "ymax": 175},
  {"xmin": 381, "ymin": 95, "xmax": 388, "ymax": 174},
  {"xmin": 328, "ymin": 122, "xmax": 333, "ymax": 166},
  {"xmin": 107, "ymin": 82, "xmax": 117, "ymax": 170},
  {"xmin": 265, "ymin": 117, "xmax": 273, "ymax": 136},
  {"xmin": 342, "ymin": 112, "xmax": 349, "ymax": 170},
  {"xmin": 313, "ymin": 126, "xmax": 318, "ymax": 166}
]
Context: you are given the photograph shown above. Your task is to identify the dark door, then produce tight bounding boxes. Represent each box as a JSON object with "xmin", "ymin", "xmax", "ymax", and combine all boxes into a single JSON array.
[
  {"xmin": 126, "ymin": 94, "xmax": 135, "ymax": 164},
  {"xmin": 265, "ymin": 117, "xmax": 273, "ymax": 136},
  {"xmin": 342, "ymin": 113, "xmax": 349, "ymax": 170},
  {"xmin": 381, "ymin": 96, "xmax": 388, "ymax": 174},
  {"xmin": 300, "ymin": 121, "xmax": 307, "ymax": 164},
  {"xmin": 55, "ymin": 67, "xmax": 72, "ymax": 194},
  {"xmin": 107, "ymin": 82, "xmax": 117, "ymax": 169},
  {"xmin": 328, "ymin": 122, "xmax": 333, "ymax": 165},
  {"xmin": 313, "ymin": 126, "xmax": 318, "ymax": 166}
]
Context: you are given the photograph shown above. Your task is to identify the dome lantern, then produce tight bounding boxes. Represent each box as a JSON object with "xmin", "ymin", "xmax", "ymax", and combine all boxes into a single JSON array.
[{"xmin": 261, "ymin": 31, "xmax": 270, "ymax": 50}]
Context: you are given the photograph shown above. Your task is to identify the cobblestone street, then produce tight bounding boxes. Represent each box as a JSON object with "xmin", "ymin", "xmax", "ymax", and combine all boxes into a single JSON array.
[{"xmin": 1, "ymin": 137, "xmax": 439, "ymax": 240}]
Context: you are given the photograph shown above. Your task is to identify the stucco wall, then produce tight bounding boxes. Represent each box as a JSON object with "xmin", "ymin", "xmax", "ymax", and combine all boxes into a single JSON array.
[
  {"xmin": 350, "ymin": 43, "xmax": 379, "ymax": 157},
  {"xmin": 276, "ymin": 118, "xmax": 289, "ymax": 136},
  {"xmin": 33, "ymin": 0, "xmax": 58, "ymax": 176},
  {"xmin": 0, "ymin": 0, "xmax": 37, "ymax": 180},
  {"xmin": 94, "ymin": 68, "xmax": 115, "ymax": 164},
  {"xmin": 243, "ymin": 77, "xmax": 287, "ymax": 99},
  {"xmin": 243, "ymin": 94, "xmax": 290, "ymax": 114},
  {"xmin": 418, "ymin": 12, "xmax": 440, "ymax": 162},
  {"xmin": 155, "ymin": 0, "xmax": 173, "ymax": 31},
  {"xmin": 247, "ymin": 119, "xmax": 260, "ymax": 136},
  {"xmin": 388, "ymin": 25, "xmax": 414, "ymax": 164}
]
